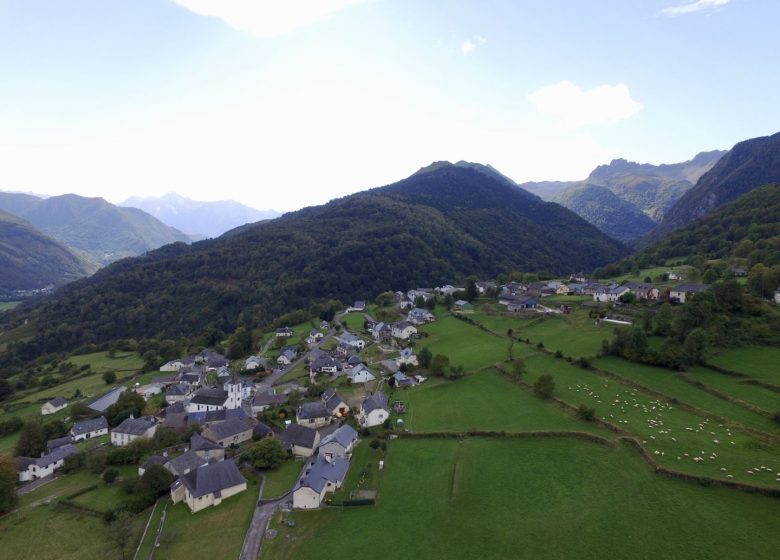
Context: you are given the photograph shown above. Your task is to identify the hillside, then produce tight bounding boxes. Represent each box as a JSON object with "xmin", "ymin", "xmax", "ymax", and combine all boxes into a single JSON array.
[
  {"xmin": 650, "ymin": 132, "xmax": 780, "ymax": 241},
  {"xmin": 0, "ymin": 193, "xmax": 192, "ymax": 266},
  {"xmin": 517, "ymin": 180, "xmax": 577, "ymax": 200},
  {"xmin": 639, "ymin": 183, "xmax": 780, "ymax": 265},
  {"xmin": 552, "ymin": 184, "xmax": 657, "ymax": 243},
  {"xmin": 0, "ymin": 209, "xmax": 93, "ymax": 291},
  {"xmin": 1, "ymin": 163, "xmax": 628, "ymax": 354},
  {"xmin": 121, "ymin": 193, "xmax": 280, "ymax": 239}
]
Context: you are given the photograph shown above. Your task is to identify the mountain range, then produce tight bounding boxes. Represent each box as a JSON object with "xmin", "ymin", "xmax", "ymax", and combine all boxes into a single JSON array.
[
  {"xmin": 121, "ymin": 193, "xmax": 280, "ymax": 239},
  {"xmin": 1, "ymin": 163, "xmax": 628, "ymax": 354}
]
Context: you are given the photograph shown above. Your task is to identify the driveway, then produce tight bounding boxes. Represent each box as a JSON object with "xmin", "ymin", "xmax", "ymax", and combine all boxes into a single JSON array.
[
  {"xmin": 239, "ymin": 477, "xmax": 293, "ymax": 560},
  {"xmin": 16, "ymin": 474, "xmax": 54, "ymax": 496}
]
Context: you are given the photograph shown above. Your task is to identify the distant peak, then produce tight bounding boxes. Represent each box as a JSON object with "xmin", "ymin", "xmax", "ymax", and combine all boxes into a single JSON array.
[{"xmin": 411, "ymin": 161, "xmax": 454, "ymax": 177}]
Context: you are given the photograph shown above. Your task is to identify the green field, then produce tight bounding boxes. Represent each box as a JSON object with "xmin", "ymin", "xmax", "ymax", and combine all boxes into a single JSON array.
[
  {"xmin": 594, "ymin": 357, "xmax": 779, "ymax": 435},
  {"xmin": 524, "ymin": 352, "xmax": 780, "ymax": 487},
  {"xmin": 686, "ymin": 366, "xmax": 780, "ymax": 411},
  {"xmin": 0, "ymin": 301, "xmax": 21, "ymax": 312},
  {"xmin": 396, "ymin": 369, "xmax": 611, "ymax": 435},
  {"xmin": 708, "ymin": 346, "xmax": 780, "ymax": 382},
  {"xmin": 154, "ymin": 473, "xmax": 260, "ymax": 560},
  {"xmin": 341, "ymin": 312, "xmax": 368, "ymax": 333},
  {"xmin": 262, "ymin": 438, "xmax": 780, "ymax": 560},
  {"xmin": 418, "ymin": 315, "xmax": 511, "ymax": 371},
  {"xmin": 262, "ymin": 459, "xmax": 303, "ymax": 499}
]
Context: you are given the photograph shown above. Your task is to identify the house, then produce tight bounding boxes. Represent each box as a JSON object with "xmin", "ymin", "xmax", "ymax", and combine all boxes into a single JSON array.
[
  {"xmin": 186, "ymin": 380, "xmax": 243, "ymax": 413},
  {"xmin": 305, "ymin": 329, "xmax": 325, "ymax": 344},
  {"xmin": 47, "ymin": 436, "xmax": 71, "ymax": 453},
  {"xmin": 476, "ymin": 280, "xmax": 497, "ymax": 294},
  {"xmin": 223, "ymin": 378, "xmax": 253, "ymax": 401},
  {"xmin": 336, "ymin": 342, "xmax": 354, "ymax": 360},
  {"xmin": 625, "ymin": 282, "xmax": 660, "ymax": 301},
  {"xmin": 170, "ymin": 459, "xmax": 247, "ymax": 513},
  {"xmin": 111, "ymin": 416, "xmax": 158, "ymax": 446},
  {"xmin": 593, "ymin": 285, "xmax": 630, "ymax": 303},
  {"xmin": 309, "ymin": 355, "xmax": 341, "ymax": 376},
  {"xmin": 276, "ymin": 327, "xmax": 293, "ymax": 338},
  {"xmin": 139, "ymin": 454, "xmax": 168, "ymax": 476},
  {"xmin": 253, "ymin": 422, "xmax": 274, "ymax": 440},
  {"xmin": 18, "ymin": 443, "xmax": 79, "ymax": 482},
  {"xmin": 731, "ymin": 266, "xmax": 748, "ymax": 277},
  {"xmin": 41, "ymin": 397, "xmax": 67, "ymax": 416},
  {"xmin": 407, "ymin": 308, "xmax": 434, "ymax": 325},
  {"xmin": 160, "ymin": 402, "xmax": 189, "ymax": 430},
  {"xmin": 296, "ymin": 401, "xmax": 332, "ymax": 428},
  {"xmin": 347, "ymin": 354, "xmax": 363, "ymax": 367},
  {"xmin": 190, "ymin": 432, "xmax": 226, "ymax": 461},
  {"xmin": 251, "ymin": 391, "xmax": 288, "ymax": 415},
  {"xmin": 202, "ymin": 418, "xmax": 253, "ymax": 447},
  {"xmin": 452, "ymin": 300, "xmax": 474, "ymax": 313},
  {"xmin": 137, "ymin": 384, "xmax": 163, "ymax": 400},
  {"xmin": 245, "ymin": 355, "xmax": 272, "ymax": 371},
  {"xmin": 358, "ymin": 392, "xmax": 390, "ymax": 428},
  {"xmin": 277, "ymin": 346, "xmax": 298, "ymax": 365},
  {"xmin": 347, "ymin": 364, "xmax": 376, "ymax": 384},
  {"xmin": 669, "ymin": 283, "xmax": 710, "ymax": 304},
  {"xmin": 292, "ymin": 455, "xmax": 350, "ymax": 509},
  {"xmin": 322, "ymin": 389, "xmax": 349, "ymax": 417},
  {"xmin": 318, "ymin": 425, "xmax": 359, "ymax": 460},
  {"xmin": 87, "ymin": 386, "xmax": 127, "ymax": 413},
  {"xmin": 197, "ymin": 349, "xmax": 229, "ymax": 370},
  {"xmin": 396, "ymin": 347, "xmax": 418, "ymax": 367},
  {"xmin": 407, "ymin": 289, "xmax": 433, "ymax": 303},
  {"xmin": 352, "ymin": 300, "xmax": 366, "ymax": 311},
  {"xmin": 281, "ymin": 424, "xmax": 321, "ymax": 457},
  {"xmin": 159, "ymin": 357, "xmax": 195, "ymax": 372},
  {"xmin": 166, "ymin": 450, "xmax": 207, "ymax": 477},
  {"xmin": 179, "ymin": 369, "xmax": 204, "ymax": 387},
  {"xmin": 436, "ymin": 285, "xmax": 462, "ymax": 296},
  {"xmin": 166, "ymin": 382, "xmax": 194, "ymax": 403},
  {"xmin": 666, "ymin": 271, "xmax": 684, "ymax": 281},
  {"xmin": 338, "ymin": 332, "xmax": 366, "ymax": 350},
  {"xmin": 500, "ymin": 294, "xmax": 538, "ymax": 311},
  {"xmin": 390, "ymin": 371, "xmax": 415, "ymax": 388},
  {"xmin": 371, "ymin": 322, "xmax": 392, "ymax": 342},
  {"xmin": 70, "ymin": 417, "xmax": 109, "ymax": 442},
  {"xmin": 501, "ymin": 281, "xmax": 525, "ymax": 295},
  {"xmin": 554, "ymin": 284, "xmax": 570, "ymax": 295},
  {"xmin": 391, "ymin": 321, "xmax": 417, "ymax": 340}
]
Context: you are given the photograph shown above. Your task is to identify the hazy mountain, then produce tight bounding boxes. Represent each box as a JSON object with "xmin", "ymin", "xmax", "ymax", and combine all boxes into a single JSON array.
[
  {"xmin": 2, "ymin": 162, "xmax": 628, "ymax": 354},
  {"xmin": 650, "ymin": 132, "xmax": 780, "ymax": 241},
  {"xmin": 0, "ymin": 192, "xmax": 192, "ymax": 267},
  {"xmin": 553, "ymin": 185, "xmax": 657, "ymax": 243},
  {"xmin": 518, "ymin": 180, "xmax": 578, "ymax": 200},
  {"xmin": 121, "ymin": 193, "xmax": 280, "ymax": 238},
  {"xmin": 0, "ymin": 209, "xmax": 94, "ymax": 291}
]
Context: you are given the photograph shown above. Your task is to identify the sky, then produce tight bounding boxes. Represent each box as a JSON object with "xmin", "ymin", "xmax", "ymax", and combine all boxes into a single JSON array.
[{"xmin": 0, "ymin": 0, "xmax": 778, "ymax": 212}]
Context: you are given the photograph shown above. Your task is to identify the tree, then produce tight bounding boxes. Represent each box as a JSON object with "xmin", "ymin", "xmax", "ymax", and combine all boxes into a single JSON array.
[
  {"xmin": 111, "ymin": 510, "xmax": 136, "ymax": 560},
  {"xmin": 654, "ymin": 303, "xmax": 673, "ymax": 337},
  {"xmin": 241, "ymin": 438, "xmax": 288, "ymax": 469},
  {"xmin": 102, "ymin": 371, "xmax": 117, "ymax": 385},
  {"xmin": 464, "ymin": 278, "xmax": 479, "ymax": 302},
  {"xmin": 0, "ymin": 455, "xmax": 18, "ymax": 514},
  {"xmin": 683, "ymin": 328, "xmax": 709, "ymax": 366},
  {"xmin": 430, "ymin": 354, "xmax": 450, "ymax": 377},
  {"xmin": 141, "ymin": 464, "xmax": 175, "ymax": 497},
  {"xmin": 509, "ymin": 359, "xmax": 525, "ymax": 380},
  {"xmin": 227, "ymin": 326, "xmax": 252, "ymax": 359},
  {"xmin": 418, "ymin": 347, "xmax": 432, "ymax": 369},
  {"xmin": 107, "ymin": 391, "xmax": 146, "ymax": 426},
  {"xmin": 15, "ymin": 422, "xmax": 47, "ymax": 457},
  {"xmin": 533, "ymin": 374, "xmax": 555, "ymax": 399},
  {"xmin": 375, "ymin": 291, "xmax": 395, "ymax": 307},
  {"xmin": 103, "ymin": 467, "xmax": 119, "ymax": 484}
]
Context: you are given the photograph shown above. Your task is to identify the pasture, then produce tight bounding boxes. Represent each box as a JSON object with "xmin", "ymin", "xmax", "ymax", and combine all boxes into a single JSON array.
[
  {"xmin": 341, "ymin": 312, "xmax": 368, "ymax": 333},
  {"xmin": 261, "ymin": 437, "xmax": 780, "ymax": 560},
  {"xmin": 686, "ymin": 366, "xmax": 780, "ymax": 411},
  {"xmin": 417, "ymin": 315, "xmax": 510, "ymax": 371},
  {"xmin": 708, "ymin": 346, "xmax": 780, "ymax": 382},
  {"xmin": 262, "ymin": 459, "xmax": 303, "ymax": 499}
]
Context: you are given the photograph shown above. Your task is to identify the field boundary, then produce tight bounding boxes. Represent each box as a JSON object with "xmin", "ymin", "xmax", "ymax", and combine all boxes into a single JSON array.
[{"xmin": 675, "ymin": 371, "xmax": 772, "ymax": 417}]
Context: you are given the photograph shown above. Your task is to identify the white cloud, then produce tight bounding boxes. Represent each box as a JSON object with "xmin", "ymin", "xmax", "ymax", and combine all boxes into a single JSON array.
[
  {"xmin": 528, "ymin": 81, "xmax": 643, "ymax": 128},
  {"xmin": 460, "ymin": 34, "xmax": 486, "ymax": 55},
  {"xmin": 659, "ymin": 0, "xmax": 730, "ymax": 17},
  {"xmin": 169, "ymin": 0, "xmax": 366, "ymax": 37}
]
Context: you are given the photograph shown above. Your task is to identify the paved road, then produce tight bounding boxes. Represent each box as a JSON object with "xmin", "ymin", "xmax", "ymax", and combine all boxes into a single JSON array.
[
  {"xmin": 239, "ymin": 476, "xmax": 292, "ymax": 560},
  {"xmin": 16, "ymin": 474, "xmax": 53, "ymax": 496}
]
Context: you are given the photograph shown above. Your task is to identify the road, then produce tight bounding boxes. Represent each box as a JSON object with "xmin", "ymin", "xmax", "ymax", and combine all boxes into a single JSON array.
[
  {"xmin": 239, "ymin": 476, "xmax": 293, "ymax": 560},
  {"xmin": 16, "ymin": 474, "xmax": 53, "ymax": 496}
]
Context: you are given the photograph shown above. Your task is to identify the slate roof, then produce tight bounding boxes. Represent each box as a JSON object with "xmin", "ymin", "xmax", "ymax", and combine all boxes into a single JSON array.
[
  {"xmin": 19, "ymin": 443, "xmax": 79, "ymax": 471},
  {"xmin": 319, "ymin": 425, "xmax": 358, "ymax": 450},
  {"xmin": 190, "ymin": 388, "xmax": 229, "ymax": 406},
  {"xmin": 88, "ymin": 386, "xmax": 127, "ymax": 413},
  {"xmin": 347, "ymin": 355, "xmax": 363, "ymax": 366},
  {"xmin": 361, "ymin": 392, "xmax": 389, "ymax": 415},
  {"xmin": 321, "ymin": 389, "xmax": 346, "ymax": 415},
  {"xmin": 189, "ymin": 432, "xmax": 221, "ymax": 452},
  {"xmin": 173, "ymin": 459, "xmax": 246, "ymax": 499},
  {"xmin": 204, "ymin": 419, "xmax": 251, "ymax": 441},
  {"xmin": 281, "ymin": 424, "xmax": 318, "ymax": 449},
  {"xmin": 298, "ymin": 455, "xmax": 349, "ymax": 493},
  {"xmin": 673, "ymin": 283, "xmax": 711, "ymax": 293},
  {"xmin": 253, "ymin": 422, "xmax": 274, "ymax": 439},
  {"xmin": 251, "ymin": 391, "xmax": 288, "ymax": 408},
  {"xmin": 141, "ymin": 454, "xmax": 168, "ymax": 471},
  {"xmin": 311, "ymin": 355, "xmax": 341, "ymax": 372},
  {"xmin": 46, "ymin": 397, "xmax": 67, "ymax": 408},
  {"xmin": 113, "ymin": 416, "xmax": 156, "ymax": 436},
  {"xmin": 166, "ymin": 383, "xmax": 191, "ymax": 396},
  {"xmin": 71, "ymin": 416, "xmax": 108, "ymax": 437},
  {"xmin": 47, "ymin": 436, "xmax": 71, "ymax": 452},
  {"xmin": 298, "ymin": 401, "xmax": 330, "ymax": 420},
  {"xmin": 168, "ymin": 450, "xmax": 207, "ymax": 475}
]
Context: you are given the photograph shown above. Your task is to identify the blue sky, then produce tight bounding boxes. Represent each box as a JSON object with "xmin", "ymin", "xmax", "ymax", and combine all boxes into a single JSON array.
[{"xmin": 0, "ymin": 0, "xmax": 777, "ymax": 211}]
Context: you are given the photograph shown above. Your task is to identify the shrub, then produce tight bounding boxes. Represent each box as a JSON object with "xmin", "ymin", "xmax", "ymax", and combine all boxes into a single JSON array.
[
  {"xmin": 533, "ymin": 374, "xmax": 555, "ymax": 399},
  {"xmin": 577, "ymin": 404, "xmax": 596, "ymax": 421},
  {"xmin": 103, "ymin": 467, "xmax": 119, "ymax": 484}
]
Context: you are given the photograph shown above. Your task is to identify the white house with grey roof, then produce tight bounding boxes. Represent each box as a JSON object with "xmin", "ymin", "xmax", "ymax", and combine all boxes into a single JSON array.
[
  {"xmin": 292, "ymin": 455, "xmax": 350, "ymax": 509},
  {"xmin": 281, "ymin": 424, "xmax": 321, "ymax": 458},
  {"xmin": 166, "ymin": 450, "xmax": 208, "ymax": 477},
  {"xmin": 391, "ymin": 321, "xmax": 417, "ymax": 340},
  {"xmin": 170, "ymin": 458, "xmax": 247, "ymax": 513},
  {"xmin": 190, "ymin": 432, "xmax": 225, "ymax": 461},
  {"xmin": 111, "ymin": 416, "xmax": 158, "ymax": 446},
  {"xmin": 358, "ymin": 392, "xmax": 389, "ymax": 428},
  {"xmin": 18, "ymin": 443, "xmax": 79, "ymax": 482},
  {"xmin": 669, "ymin": 283, "xmax": 711, "ymax": 304},
  {"xmin": 70, "ymin": 416, "xmax": 108, "ymax": 442},
  {"xmin": 318, "ymin": 425, "xmax": 358, "ymax": 460},
  {"xmin": 41, "ymin": 397, "xmax": 67, "ymax": 416},
  {"xmin": 202, "ymin": 418, "xmax": 253, "ymax": 447},
  {"xmin": 296, "ymin": 401, "xmax": 332, "ymax": 428},
  {"xmin": 347, "ymin": 364, "xmax": 376, "ymax": 384}
]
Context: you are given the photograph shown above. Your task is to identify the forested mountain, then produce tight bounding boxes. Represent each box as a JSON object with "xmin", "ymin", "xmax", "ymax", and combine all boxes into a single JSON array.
[
  {"xmin": 552, "ymin": 185, "xmax": 657, "ymax": 243},
  {"xmin": 0, "ymin": 209, "xmax": 93, "ymax": 291},
  {"xmin": 518, "ymin": 180, "xmax": 578, "ymax": 199},
  {"xmin": 639, "ymin": 184, "xmax": 780, "ymax": 266},
  {"xmin": 0, "ymin": 163, "xmax": 628, "ymax": 356},
  {"xmin": 121, "ymin": 193, "xmax": 280, "ymax": 239},
  {"xmin": 0, "ymin": 193, "xmax": 192, "ymax": 267},
  {"xmin": 650, "ymin": 132, "xmax": 780, "ymax": 241}
]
